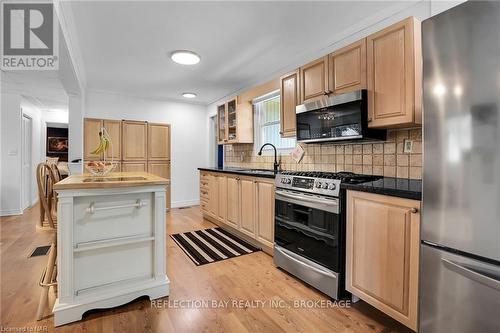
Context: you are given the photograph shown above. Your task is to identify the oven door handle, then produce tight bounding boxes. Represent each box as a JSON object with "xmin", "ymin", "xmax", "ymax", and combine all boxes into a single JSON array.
[
  {"xmin": 275, "ymin": 247, "xmax": 337, "ymax": 278},
  {"xmin": 275, "ymin": 190, "xmax": 339, "ymax": 214}
]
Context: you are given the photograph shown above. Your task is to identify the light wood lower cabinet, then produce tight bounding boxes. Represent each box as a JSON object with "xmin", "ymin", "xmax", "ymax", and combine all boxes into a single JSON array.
[
  {"xmin": 199, "ymin": 171, "xmax": 275, "ymax": 253},
  {"xmin": 200, "ymin": 173, "xmax": 209, "ymax": 213},
  {"xmin": 346, "ymin": 190, "xmax": 420, "ymax": 331},
  {"xmin": 207, "ymin": 173, "xmax": 218, "ymax": 218},
  {"xmin": 255, "ymin": 180, "xmax": 275, "ymax": 249},
  {"xmin": 239, "ymin": 178, "xmax": 256, "ymax": 238},
  {"xmin": 121, "ymin": 161, "xmax": 147, "ymax": 172},
  {"xmin": 226, "ymin": 176, "xmax": 240, "ymax": 229},
  {"xmin": 217, "ymin": 175, "xmax": 227, "ymax": 221},
  {"xmin": 147, "ymin": 161, "xmax": 171, "ymax": 209}
]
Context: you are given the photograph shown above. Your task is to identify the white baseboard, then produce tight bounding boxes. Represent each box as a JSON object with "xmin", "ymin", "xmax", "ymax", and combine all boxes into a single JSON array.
[
  {"xmin": 171, "ymin": 199, "xmax": 200, "ymax": 208},
  {"xmin": 0, "ymin": 209, "xmax": 23, "ymax": 217}
]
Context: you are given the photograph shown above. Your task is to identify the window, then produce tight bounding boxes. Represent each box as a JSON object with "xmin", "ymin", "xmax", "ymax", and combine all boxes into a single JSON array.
[{"xmin": 254, "ymin": 91, "xmax": 296, "ymax": 152}]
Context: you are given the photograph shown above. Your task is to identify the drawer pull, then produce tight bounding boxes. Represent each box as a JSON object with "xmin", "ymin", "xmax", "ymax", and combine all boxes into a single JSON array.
[{"xmin": 86, "ymin": 199, "xmax": 147, "ymax": 214}]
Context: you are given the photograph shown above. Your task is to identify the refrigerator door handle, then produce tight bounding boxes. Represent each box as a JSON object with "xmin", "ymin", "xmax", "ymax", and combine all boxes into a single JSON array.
[{"xmin": 442, "ymin": 258, "xmax": 500, "ymax": 292}]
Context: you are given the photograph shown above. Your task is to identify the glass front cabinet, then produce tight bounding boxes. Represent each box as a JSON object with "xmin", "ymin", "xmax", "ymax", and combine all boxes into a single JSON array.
[{"xmin": 217, "ymin": 97, "xmax": 253, "ymax": 144}]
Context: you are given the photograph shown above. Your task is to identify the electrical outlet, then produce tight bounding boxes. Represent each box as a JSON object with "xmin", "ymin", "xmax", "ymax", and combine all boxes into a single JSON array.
[{"xmin": 403, "ymin": 139, "xmax": 413, "ymax": 154}]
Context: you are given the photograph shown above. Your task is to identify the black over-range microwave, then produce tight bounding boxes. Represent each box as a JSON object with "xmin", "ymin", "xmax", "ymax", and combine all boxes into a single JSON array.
[{"xmin": 295, "ymin": 90, "xmax": 386, "ymax": 143}]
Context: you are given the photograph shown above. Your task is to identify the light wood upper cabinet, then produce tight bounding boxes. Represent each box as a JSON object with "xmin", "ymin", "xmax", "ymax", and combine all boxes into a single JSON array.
[
  {"xmin": 122, "ymin": 121, "xmax": 148, "ymax": 160},
  {"xmin": 148, "ymin": 123, "xmax": 170, "ymax": 161},
  {"xmin": 239, "ymin": 178, "xmax": 255, "ymax": 237},
  {"xmin": 226, "ymin": 176, "xmax": 240, "ymax": 229},
  {"xmin": 255, "ymin": 179, "xmax": 275, "ymax": 249},
  {"xmin": 217, "ymin": 103, "xmax": 227, "ymax": 144},
  {"xmin": 367, "ymin": 16, "xmax": 422, "ymax": 128},
  {"xmin": 103, "ymin": 119, "xmax": 122, "ymax": 160},
  {"xmin": 299, "ymin": 56, "xmax": 329, "ymax": 103},
  {"xmin": 217, "ymin": 98, "xmax": 253, "ymax": 145},
  {"xmin": 279, "ymin": 70, "xmax": 299, "ymax": 138},
  {"xmin": 148, "ymin": 161, "xmax": 171, "ymax": 209},
  {"xmin": 329, "ymin": 39, "xmax": 367, "ymax": 94},
  {"xmin": 121, "ymin": 161, "xmax": 147, "ymax": 172},
  {"xmin": 346, "ymin": 190, "xmax": 420, "ymax": 331},
  {"xmin": 83, "ymin": 118, "xmax": 103, "ymax": 161}
]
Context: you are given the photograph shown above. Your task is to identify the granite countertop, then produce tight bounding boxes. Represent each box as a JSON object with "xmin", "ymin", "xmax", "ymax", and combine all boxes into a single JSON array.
[
  {"xmin": 54, "ymin": 172, "xmax": 170, "ymax": 190},
  {"xmin": 341, "ymin": 177, "xmax": 422, "ymax": 200},
  {"xmin": 199, "ymin": 167, "xmax": 421, "ymax": 200},
  {"xmin": 198, "ymin": 167, "xmax": 275, "ymax": 179}
]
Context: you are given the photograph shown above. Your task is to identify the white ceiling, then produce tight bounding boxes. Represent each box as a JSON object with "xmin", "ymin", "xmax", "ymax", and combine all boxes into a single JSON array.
[{"xmin": 68, "ymin": 1, "xmax": 416, "ymax": 105}]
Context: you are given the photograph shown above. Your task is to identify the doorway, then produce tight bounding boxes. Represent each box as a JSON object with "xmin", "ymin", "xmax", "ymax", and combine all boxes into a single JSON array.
[{"xmin": 21, "ymin": 114, "xmax": 32, "ymax": 210}]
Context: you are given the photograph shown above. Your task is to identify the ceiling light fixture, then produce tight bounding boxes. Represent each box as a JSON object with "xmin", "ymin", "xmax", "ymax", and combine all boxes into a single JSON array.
[
  {"xmin": 170, "ymin": 50, "xmax": 200, "ymax": 65},
  {"xmin": 182, "ymin": 92, "xmax": 197, "ymax": 98}
]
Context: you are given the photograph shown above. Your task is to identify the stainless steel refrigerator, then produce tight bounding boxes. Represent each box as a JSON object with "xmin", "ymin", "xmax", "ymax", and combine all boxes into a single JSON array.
[{"xmin": 421, "ymin": 1, "xmax": 500, "ymax": 332}]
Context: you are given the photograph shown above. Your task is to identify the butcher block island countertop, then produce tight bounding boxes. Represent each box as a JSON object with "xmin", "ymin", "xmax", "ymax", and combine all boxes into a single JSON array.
[
  {"xmin": 53, "ymin": 171, "xmax": 170, "ymax": 190},
  {"xmin": 53, "ymin": 172, "xmax": 170, "ymax": 326}
]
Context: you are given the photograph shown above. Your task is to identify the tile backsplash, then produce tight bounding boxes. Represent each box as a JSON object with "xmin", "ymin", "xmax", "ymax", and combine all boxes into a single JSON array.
[{"xmin": 224, "ymin": 128, "xmax": 422, "ymax": 179}]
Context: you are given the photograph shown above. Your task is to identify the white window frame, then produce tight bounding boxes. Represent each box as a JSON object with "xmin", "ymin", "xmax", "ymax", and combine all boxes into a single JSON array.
[{"xmin": 253, "ymin": 90, "xmax": 296, "ymax": 155}]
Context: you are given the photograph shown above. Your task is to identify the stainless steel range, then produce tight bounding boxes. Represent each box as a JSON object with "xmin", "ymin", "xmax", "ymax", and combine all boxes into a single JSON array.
[{"xmin": 274, "ymin": 171, "xmax": 380, "ymax": 299}]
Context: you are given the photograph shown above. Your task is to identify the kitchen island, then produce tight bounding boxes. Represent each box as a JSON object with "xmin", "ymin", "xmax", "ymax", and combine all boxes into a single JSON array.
[{"xmin": 52, "ymin": 172, "xmax": 170, "ymax": 326}]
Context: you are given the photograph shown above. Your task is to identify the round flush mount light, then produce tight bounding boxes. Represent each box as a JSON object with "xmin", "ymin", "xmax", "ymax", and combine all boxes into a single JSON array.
[
  {"xmin": 170, "ymin": 50, "xmax": 200, "ymax": 65},
  {"xmin": 182, "ymin": 92, "xmax": 197, "ymax": 98}
]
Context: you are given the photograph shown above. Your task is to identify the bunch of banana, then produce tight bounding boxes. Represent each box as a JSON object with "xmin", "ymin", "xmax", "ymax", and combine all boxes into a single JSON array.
[{"xmin": 90, "ymin": 131, "xmax": 111, "ymax": 155}]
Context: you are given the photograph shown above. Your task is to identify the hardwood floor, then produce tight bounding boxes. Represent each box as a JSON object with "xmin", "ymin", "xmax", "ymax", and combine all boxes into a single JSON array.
[{"xmin": 1, "ymin": 204, "xmax": 413, "ymax": 333}]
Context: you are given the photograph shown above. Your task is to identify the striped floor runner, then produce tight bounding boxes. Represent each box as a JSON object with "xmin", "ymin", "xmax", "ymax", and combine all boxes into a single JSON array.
[{"xmin": 170, "ymin": 227, "xmax": 260, "ymax": 266}]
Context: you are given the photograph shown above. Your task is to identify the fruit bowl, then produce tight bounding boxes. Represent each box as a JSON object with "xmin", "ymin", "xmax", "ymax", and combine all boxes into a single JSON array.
[{"xmin": 85, "ymin": 161, "xmax": 117, "ymax": 177}]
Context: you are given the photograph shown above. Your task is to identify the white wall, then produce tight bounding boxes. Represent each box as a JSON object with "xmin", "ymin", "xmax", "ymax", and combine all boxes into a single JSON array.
[
  {"xmin": 20, "ymin": 100, "xmax": 45, "ymax": 207},
  {"xmin": 1, "ymin": 92, "xmax": 23, "ymax": 215},
  {"xmin": 68, "ymin": 94, "xmax": 84, "ymax": 162},
  {"xmin": 0, "ymin": 90, "xmax": 70, "ymax": 215},
  {"xmin": 85, "ymin": 91, "xmax": 209, "ymax": 207},
  {"xmin": 0, "ymin": 93, "xmax": 45, "ymax": 215}
]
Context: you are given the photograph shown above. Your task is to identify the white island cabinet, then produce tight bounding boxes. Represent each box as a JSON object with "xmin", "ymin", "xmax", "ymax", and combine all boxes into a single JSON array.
[{"xmin": 53, "ymin": 172, "xmax": 170, "ymax": 326}]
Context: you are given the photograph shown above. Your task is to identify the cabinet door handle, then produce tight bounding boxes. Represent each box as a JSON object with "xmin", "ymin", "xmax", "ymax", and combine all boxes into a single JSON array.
[{"xmin": 411, "ymin": 207, "xmax": 418, "ymax": 213}]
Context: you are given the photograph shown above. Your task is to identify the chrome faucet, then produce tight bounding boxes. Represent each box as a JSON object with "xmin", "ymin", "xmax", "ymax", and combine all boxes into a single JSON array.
[{"xmin": 257, "ymin": 143, "xmax": 280, "ymax": 174}]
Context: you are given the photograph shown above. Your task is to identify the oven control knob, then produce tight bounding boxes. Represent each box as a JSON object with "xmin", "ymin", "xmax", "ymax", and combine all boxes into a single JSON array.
[
  {"xmin": 316, "ymin": 182, "xmax": 322, "ymax": 188},
  {"xmin": 285, "ymin": 178, "xmax": 291, "ymax": 184},
  {"xmin": 322, "ymin": 183, "xmax": 329, "ymax": 189},
  {"xmin": 329, "ymin": 183, "xmax": 336, "ymax": 190}
]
